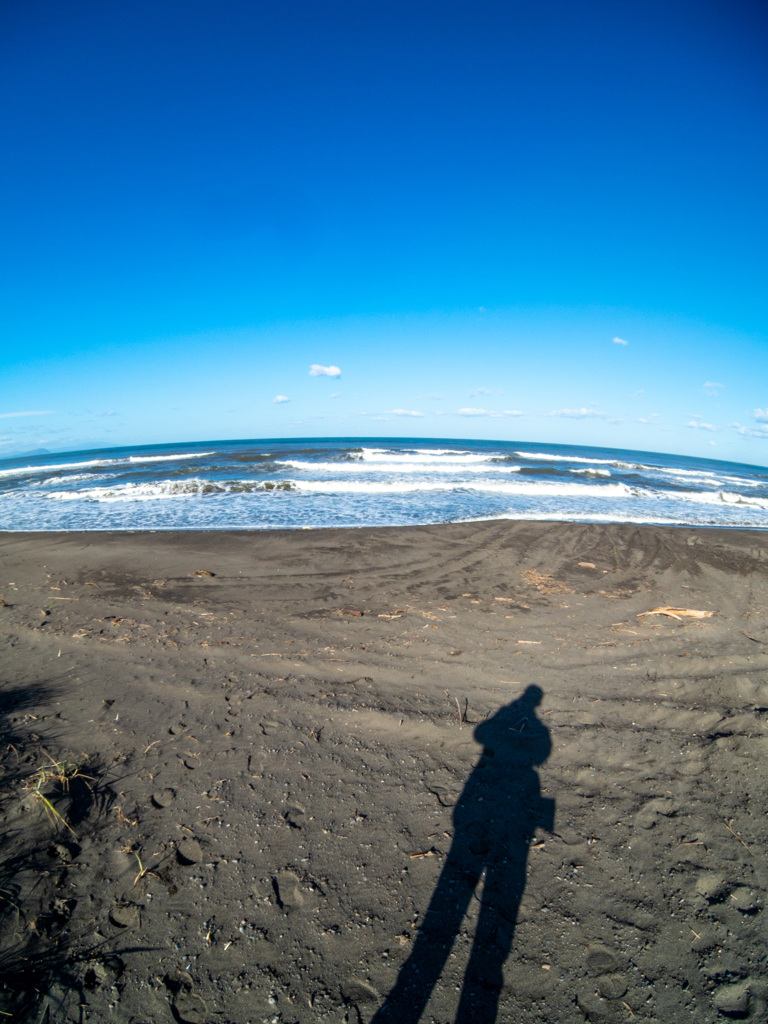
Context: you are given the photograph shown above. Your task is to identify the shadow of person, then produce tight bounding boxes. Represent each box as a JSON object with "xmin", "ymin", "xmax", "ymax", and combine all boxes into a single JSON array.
[{"xmin": 371, "ymin": 685, "xmax": 554, "ymax": 1024}]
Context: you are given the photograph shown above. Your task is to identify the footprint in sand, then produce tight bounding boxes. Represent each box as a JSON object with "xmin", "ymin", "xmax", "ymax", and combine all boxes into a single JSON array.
[
  {"xmin": 109, "ymin": 904, "xmax": 140, "ymax": 928},
  {"xmin": 714, "ymin": 980, "xmax": 767, "ymax": 1019},
  {"xmin": 151, "ymin": 787, "xmax": 176, "ymax": 808},
  {"xmin": 274, "ymin": 869, "xmax": 305, "ymax": 910},
  {"xmin": 177, "ymin": 837, "xmax": 204, "ymax": 864},
  {"xmin": 585, "ymin": 943, "xmax": 620, "ymax": 975},
  {"xmin": 283, "ymin": 801, "xmax": 306, "ymax": 828},
  {"xmin": 165, "ymin": 970, "xmax": 208, "ymax": 1024}
]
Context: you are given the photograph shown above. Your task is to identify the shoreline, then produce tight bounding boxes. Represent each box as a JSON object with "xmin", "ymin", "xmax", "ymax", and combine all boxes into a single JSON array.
[
  {"xmin": 4, "ymin": 514, "xmax": 768, "ymax": 535},
  {"xmin": 2, "ymin": 520, "xmax": 767, "ymax": 1022},
  {"xmin": 4, "ymin": 437, "xmax": 767, "ymax": 535}
]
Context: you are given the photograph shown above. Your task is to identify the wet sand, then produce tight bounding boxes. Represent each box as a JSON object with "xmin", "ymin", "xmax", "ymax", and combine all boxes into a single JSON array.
[{"xmin": 1, "ymin": 521, "xmax": 767, "ymax": 1022}]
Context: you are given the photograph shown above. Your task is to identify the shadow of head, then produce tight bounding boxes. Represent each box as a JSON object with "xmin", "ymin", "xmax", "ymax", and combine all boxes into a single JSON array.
[
  {"xmin": 520, "ymin": 684, "xmax": 544, "ymax": 707},
  {"xmin": 473, "ymin": 685, "xmax": 550, "ymax": 766}
]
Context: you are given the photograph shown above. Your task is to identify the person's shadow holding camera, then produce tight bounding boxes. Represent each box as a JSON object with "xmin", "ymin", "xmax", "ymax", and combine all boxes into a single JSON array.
[{"xmin": 372, "ymin": 685, "xmax": 554, "ymax": 1024}]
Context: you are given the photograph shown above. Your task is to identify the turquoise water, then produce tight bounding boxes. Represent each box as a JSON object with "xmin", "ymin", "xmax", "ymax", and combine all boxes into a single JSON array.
[{"xmin": 1, "ymin": 437, "xmax": 767, "ymax": 531}]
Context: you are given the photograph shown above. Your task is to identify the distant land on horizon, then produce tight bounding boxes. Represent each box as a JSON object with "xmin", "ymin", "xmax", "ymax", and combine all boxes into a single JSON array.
[{"xmin": 13, "ymin": 448, "xmax": 51, "ymax": 459}]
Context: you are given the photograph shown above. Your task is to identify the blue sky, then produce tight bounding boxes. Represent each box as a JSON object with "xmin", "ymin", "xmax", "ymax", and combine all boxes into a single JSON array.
[{"xmin": 1, "ymin": 0, "xmax": 767, "ymax": 465}]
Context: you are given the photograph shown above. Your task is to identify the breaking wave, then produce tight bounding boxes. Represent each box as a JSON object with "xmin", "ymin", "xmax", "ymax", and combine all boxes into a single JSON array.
[
  {"xmin": 280, "ymin": 459, "xmax": 522, "ymax": 475},
  {"xmin": 0, "ymin": 451, "xmax": 214, "ymax": 480},
  {"xmin": 45, "ymin": 478, "xmax": 295, "ymax": 502},
  {"xmin": 2, "ymin": 437, "xmax": 766, "ymax": 530},
  {"xmin": 294, "ymin": 479, "xmax": 637, "ymax": 497}
]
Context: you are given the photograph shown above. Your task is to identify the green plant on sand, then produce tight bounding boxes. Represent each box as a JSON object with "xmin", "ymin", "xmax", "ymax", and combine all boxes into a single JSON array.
[{"xmin": 23, "ymin": 756, "xmax": 93, "ymax": 838}]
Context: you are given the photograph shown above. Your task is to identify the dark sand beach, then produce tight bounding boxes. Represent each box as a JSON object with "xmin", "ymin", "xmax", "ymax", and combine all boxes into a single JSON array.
[{"xmin": 1, "ymin": 521, "xmax": 767, "ymax": 1023}]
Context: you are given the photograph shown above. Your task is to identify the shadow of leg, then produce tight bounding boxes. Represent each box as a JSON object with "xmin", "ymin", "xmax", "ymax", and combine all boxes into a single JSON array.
[
  {"xmin": 375, "ymin": 689, "xmax": 552, "ymax": 1024},
  {"xmin": 454, "ymin": 841, "xmax": 529, "ymax": 1024},
  {"xmin": 371, "ymin": 844, "xmax": 480, "ymax": 1024}
]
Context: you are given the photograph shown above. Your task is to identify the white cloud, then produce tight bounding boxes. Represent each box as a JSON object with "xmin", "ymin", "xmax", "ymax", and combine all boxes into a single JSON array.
[
  {"xmin": 753, "ymin": 408, "xmax": 768, "ymax": 422},
  {"xmin": 612, "ymin": 337, "xmax": 629, "ymax": 346},
  {"xmin": 309, "ymin": 364, "xmax": 341, "ymax": 377},
  {"xmin": 733, "ymin": 423, "xmax": 768, "ymax": 439},
  {"xmin": 0, "ymin": 410, "xmax": 54, "ymax": 419},
  {"xmin": 470, "ymin": 387, "xmax": 504, "ymax": 397},
  {"xmin": 330, "ymin": 392, "xmax": 341, "ymax": 399},
  {"xmin": 273, "ymin": 395, "xmax": 290, "ymax": 404},
  {"xmin": 636, "ymin": 414, "xmax": 659, "ymax": 424},
  {"xmin": 99, "ymin": 410, "xmax": 117, "ymax": 417},
  {"xmin": 550, "ymin": 408, "xmax": 608, "ymax": 419},
  {"xmin": 457, "ymin": 408, "xmax": 522, "ymax": 418},
  {"xmin": 687, "ymin": 420, "xmax": 716, "ymax": 431},
  {"xmin": 390, "ymin": 409, "xmax": 424, "ymax": 417},
  {"xmin": 703, "ymin": 381, "xmax": 724, "ymax": 396}
]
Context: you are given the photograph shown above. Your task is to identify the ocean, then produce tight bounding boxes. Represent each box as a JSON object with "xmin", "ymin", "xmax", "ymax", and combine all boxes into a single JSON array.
[{"xmin": 1, "ymin": 437, "xmax": 767, "ymax": 531}]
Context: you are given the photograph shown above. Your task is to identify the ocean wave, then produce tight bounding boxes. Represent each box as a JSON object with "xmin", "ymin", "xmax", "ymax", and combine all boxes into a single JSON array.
[
  {"xmin": 656, "ymin": 466, "xmax": 717, "ymax": 478},
  {"xmin": 44, "ymin": 477, "xmax": 762, "ymax": 507},
  {"xmin": 294, "ymin": 479, "xmax": 637, "ymax": 497},
  {"xmin": 359, "ymin": 447, "xmax": 490, "ymax": 464},
  {"xmin": 514, "ymin": 451, "xmax": 618, "ymax": 465},
  {"xmin": 164, "ymin": 459, "xmax": 282, "ymax": 477},
  {"xmin": 0, "ymin": 451, "xmax": 214, "ymax": 480},
  {"xmin": 656, "ymin": 468, "xmax": 761, "ymax": 489},
  {"xmin": 279, "ymin": 459, "xmax": 521, "ymax": 475},
  {"xmin": 568, "ymin": 468, "xmax": 612, "ymax": 477},
  {"xmin": 49, "ymin": 475, "xmax": 651, "ymax": 500},
  {"xmin": 127, "ymin": 452, "xmax": 214, "ymax": 463},
  {"xmin": 45, "ymin": 478, "xmax": 295, "ymax": 502},
  {"xmin": 513, "ymin": 451, "xmax": 647, "ymax": 470},
  {"xmin": 668, "ymin": 489, "xmax": 768, "ymax": 509},
  {"xmin": 39, "ymin": 473, "xmax": 108, "ymax": 486},
  {"xmin": 221, "ymin": 453, "xmax": 276, "ymax": 464},
  {"xmin": 0, "ymin": 458, "xmax": 111, "ymax": 478}
]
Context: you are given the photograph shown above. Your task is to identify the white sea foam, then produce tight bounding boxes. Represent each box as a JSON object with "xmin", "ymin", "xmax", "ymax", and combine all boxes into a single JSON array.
[
  {"xmin": 515, "ymin": 451, "xmax": 617, "ymax": 465},
  {"xmin": 660, "ymin": 466, "xmax": 716, "ymax": 478},
  {"xmin": 514, "ymin": 451, "xmax": 649, "ymax": 471},
  {"xmin": 0, "ymin": 450, "xmax": 214, "ymax": 480},
  {"xmin": 45, "ymin": 478, "xmax": 293, "ymax": 502},
  {"xmin": 127, "ymin": 452, "xmax": 214, "ymax": 463},
  {"xmin": 667, "ymin": 489, "xmax": 768, "ymax": 509},
  {"xmin": 0, "ymin": 459, "xmax": 111, "ymax": 478},
  {"xmin": 39, "ymin": 473, "xmax": 107, "ymax": 486},
  {"xmin": 280, "ymin": 459, "xmax": 521, "ymax": 475},
  {"xmin": 24, "ymin": 469, "xmax": 768, "ymax": 514},
  {"xmin": 294, "ymin": 479, "xmax": 636, "ymax": 497},
  {"xmin": 656, "ymin": 468, "xmax": 760, "ymax": 489},
  {"xmin": 359, "ymin": 448, "xmax": 491, "ymax": 464},
  {"xmin": 456, "ymin": 511, "xmax": 688, "ymax": 526},
  {"xmin": 568, "ymin": 468, "xmax": 612, "ymax": 478}
]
